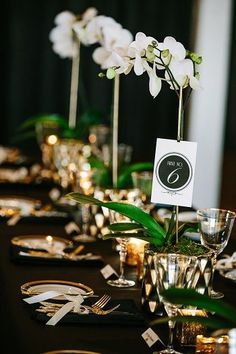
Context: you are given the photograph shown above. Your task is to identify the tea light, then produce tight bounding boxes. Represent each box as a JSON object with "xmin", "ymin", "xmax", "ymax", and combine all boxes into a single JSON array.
[
  {"xmin": 177, "ymin": 309, "xmax": 208, "ymax": 346},
  {"xmin": 46, "ymin": 134, "xmax": 58, "ymax": 145},
  {"xmin": 126, "ymin": 238, "xmax": 148, "ymax": 281}
]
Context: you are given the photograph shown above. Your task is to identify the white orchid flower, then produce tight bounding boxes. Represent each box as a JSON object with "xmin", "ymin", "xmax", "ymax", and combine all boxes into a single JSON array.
[
  {"xmin": 157, "ymin": 36, "xmax": 186, "ymax": 63},
  {"xmin": 142, "ymin": 61, "xmax": 162, "ymax": 98},
  {"xmin": 165, "ymin": 58, "xmax": 200, "ymax": 90},
  {"xmin": 92, "ymin": 20, "xmax": 133, "ymax": 75},
  {"xmin": 54, "ymin": 11, "xmax": 76, "ymax": 26},
  {"xmin": 52, "ymin": 39, "xmax": 78, "ymax": 58},
  {"xmin": 81, "ymin": 7, "xmax": 98, "ymax": 23},
  {"xmin": 93, "ymin": 47, "xmax": 132, "ymax": 75},
  {"xmin": 72, "ymin": 7, "xmax": 98, "ymax": 45},
  {"xmin": 128, "ymin": 32, "xmax": 157, "ymax": 76},
  {"xmin": 81, "ymin": 15, "xmax": 119, "ymax": 45}
]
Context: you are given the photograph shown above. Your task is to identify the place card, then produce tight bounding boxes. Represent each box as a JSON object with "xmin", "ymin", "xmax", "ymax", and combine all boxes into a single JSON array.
[
  {"xmin": 100, "ymin": 264, "xmax": 118, "ymax": 279},
  {"xmin": 151, "ymin": 138, "xmax": 197, "ymax": 207},
  {"xmin": 142, "ymin": 328, "xmax": 164, "ymax": 347}
]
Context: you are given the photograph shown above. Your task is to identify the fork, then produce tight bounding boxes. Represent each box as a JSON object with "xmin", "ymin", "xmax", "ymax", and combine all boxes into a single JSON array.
[
  {"xmin": 91, "ymin": 294, "xmax": 111, "ymax": 311},
  {"xmin": 84, "ymin": 303, "xmax": 120, "ymax": 315},
  {"xmin": 38, "ymin": 294, "xmax": 112, "ymax": 316}
]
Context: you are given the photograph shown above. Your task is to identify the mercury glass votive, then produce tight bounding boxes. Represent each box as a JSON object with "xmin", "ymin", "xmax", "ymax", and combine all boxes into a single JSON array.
[
  {"xmin": 126, "ymin": 238, "xmax": 148, "ymax": 281},
  {"xmin": 176, "ymin": 309, "xmax": 208, "ymax": 346}
]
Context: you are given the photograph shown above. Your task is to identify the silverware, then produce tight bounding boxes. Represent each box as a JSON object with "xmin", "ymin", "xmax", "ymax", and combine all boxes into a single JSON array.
[
  {"xmin": 19, "ymin": 245, "xmax": 85, "ymax": 260},
  {"xmin": 36, "ymin": 294, "xmax": 121, "ymax": 316}
]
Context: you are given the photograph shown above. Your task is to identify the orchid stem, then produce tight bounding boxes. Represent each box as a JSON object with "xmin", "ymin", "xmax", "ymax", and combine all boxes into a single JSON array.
[
  {"xmin": 68, "ymin": 41, "xmax": 81, "ymax": 129},
  {"xmin": 112, "ymin": 74, "xmax": 120, "ymax": 188},
  {"xmin": 175, "ymin": 86, "xmax": 184, "ymax": 243}
]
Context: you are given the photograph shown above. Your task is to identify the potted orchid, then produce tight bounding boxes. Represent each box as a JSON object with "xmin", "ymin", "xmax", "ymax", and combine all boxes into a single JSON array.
[{"xmin": 66, "ymin": 31, "xmax": 203, "ymax": 249}]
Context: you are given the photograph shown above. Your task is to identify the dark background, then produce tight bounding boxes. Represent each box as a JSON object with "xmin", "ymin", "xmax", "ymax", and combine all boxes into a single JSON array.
[
  {"xmin": 1, "ymin": 0, "xmax": 196, "ymax": 162},
  {"xmin": 1, "ymin": 0, "xmax": 236, "ymax": 211}
]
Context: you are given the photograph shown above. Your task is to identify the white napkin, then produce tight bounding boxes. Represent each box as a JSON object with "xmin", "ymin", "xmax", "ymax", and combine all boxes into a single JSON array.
[{"xmin": 23, "ymin": 291, "xmax": 88, "ymax": 326}]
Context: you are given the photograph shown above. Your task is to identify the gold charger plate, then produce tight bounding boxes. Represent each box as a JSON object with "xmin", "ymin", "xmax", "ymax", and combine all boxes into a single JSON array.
[
  {"xmin": 43, "ymin": 351, "xmax": 102, "ymax": 354},
  {"xmin": 21, "ymin": 280, "xmax": 94, "ymax": 299},
  {"xmin": 0, "ymin": 195, "xmax": 41, "ymax": 215},
  {"xmin": 11, "ymin": 235, "xmax": 72, "ymax": 251}
]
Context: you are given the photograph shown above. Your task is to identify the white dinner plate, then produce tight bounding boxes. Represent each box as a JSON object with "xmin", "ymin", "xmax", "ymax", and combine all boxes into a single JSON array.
[
  {"xmin": 21, "ymin": 280, "xmax": 94, "ymax": 299},
  {"xmin": 0, "ymin": 196, "xmax": 41, "ymax": 216},
  {"xmin": 11, "ymin": 235, "xmax": 72, "ymax": 252}
]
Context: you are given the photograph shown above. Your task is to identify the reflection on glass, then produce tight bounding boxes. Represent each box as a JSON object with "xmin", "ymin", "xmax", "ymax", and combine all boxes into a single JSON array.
[{"xmin": 154, "ymin": 253, "xmax": 197, "ymax": 354}]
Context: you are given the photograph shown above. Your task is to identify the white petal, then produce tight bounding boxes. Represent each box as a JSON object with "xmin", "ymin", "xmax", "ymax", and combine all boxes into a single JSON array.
[
  {"xmin": 148, "ymin": 71, "xmax": 162, "ymax": 98},
  {"xmin": 92, "ymin": 47, "xmax": 109, "ymax": 66},
  {"xmin": 54, "ymin": 11, "xmax": 76, "ymax": 26},
  {"xmin": 190, "ymin": 76, "xmax": 201, "ymax": 90},
  {"xmin": 134, "ymin": 55, "xmax": 145, "ymax": 76},
  {"xmin": 82, "ymin": 7, "xmax": 98, "ymax": 22}
]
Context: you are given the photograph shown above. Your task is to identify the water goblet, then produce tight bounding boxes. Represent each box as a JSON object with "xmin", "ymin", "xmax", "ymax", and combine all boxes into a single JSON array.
[
  {"xmin": 154, "ymin": 253, "xmax": 198, "ymax": 354},
  {"xmin": 197, "ymin": 208, "xmax": 236, "ymax": 299},
  {"xmin": 107, "ymin": 207, "xmax": 135, "ymax": 288},
  {"xmin": 105, "ymin": 189, "xmax": 143, "ymax": 288}
]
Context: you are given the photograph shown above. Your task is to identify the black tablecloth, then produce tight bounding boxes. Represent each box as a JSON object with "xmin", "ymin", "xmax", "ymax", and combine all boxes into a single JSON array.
[{"xmin": 0, "ymin": 183, "xmax": 236, "ymax": 354}]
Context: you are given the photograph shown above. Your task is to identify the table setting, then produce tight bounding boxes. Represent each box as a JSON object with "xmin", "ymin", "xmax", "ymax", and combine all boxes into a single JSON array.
[{"xmin": 1, "ymin": 4, "xmax": 236, "ymax": 354}]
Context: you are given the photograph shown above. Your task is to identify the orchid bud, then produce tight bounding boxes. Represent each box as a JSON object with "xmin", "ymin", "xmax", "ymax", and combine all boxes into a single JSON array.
[
  {"xmin": 146, "ymin": 51, "xmax": 155, "ymax": 63},
  {"xmin": 106, "ymin": 68, "xmax": 116, "ymax": 79},
  {"xmin": 189, "ymin": 51, "xmax": 202, "ymax": 64},
  {"xmin": 161, "ymin": 49, "xmax": 169, "ymax": 58},
  {"xmin": 195, "ymin": 72, "xmax": 200, "ymax": 80},
  {"xmin": 147, "ymin": 44, "xmax": 154, "ymax": 53},
  {"xmin": 151, "ymin": 40, "xmax": 158, "ymax": 48},
  {"xmin": 98, "ymin": 72, "xmax": 105, "ymax": 78}
]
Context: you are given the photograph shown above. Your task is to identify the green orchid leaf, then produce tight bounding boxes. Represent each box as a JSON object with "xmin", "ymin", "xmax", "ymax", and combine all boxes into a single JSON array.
[
  {"xmin": 66, "ymin": 192, "xmax": 165, "ymax": 245},
  {"xmin": 151, "ymin": 315, "xmax": 232, "ymax": 330},
  {"xmin": 18, "ymin": 114, "xmax": 68, "ymax": 131},
  {"xmin": 108, "ymin": 222, "xmax": 143, "ymax": 232},
  {"xmin": 102, "ymin": 231, "xmax": 159, "ymax": 245},
  {"xmin": 160, "ymin": 289, "xmax": 236, "ymax": 325},
  {"xmin": 117, "ymin": 162, "xmax": 153, "ymax": 189}
]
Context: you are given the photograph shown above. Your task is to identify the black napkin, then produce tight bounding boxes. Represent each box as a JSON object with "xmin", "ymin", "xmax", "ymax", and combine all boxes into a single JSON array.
[
  {"xmin": 34, "ymin": 299, "xmax": 146, "ymax": 326},
  {"xmin": 10, "ymin": 246, "xmax": 104, "ymax": 267}
]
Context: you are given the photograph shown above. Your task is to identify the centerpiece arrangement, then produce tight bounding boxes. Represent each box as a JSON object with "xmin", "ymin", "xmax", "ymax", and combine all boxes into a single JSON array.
[{"xmin": 66, "ymin": 30, "xmax": 203, "ymax": 251}]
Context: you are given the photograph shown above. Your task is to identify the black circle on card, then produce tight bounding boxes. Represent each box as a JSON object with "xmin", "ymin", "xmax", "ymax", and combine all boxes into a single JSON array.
[{"xmin": 155, "ymin": 153, "xmax": 192, "ymax": 191}]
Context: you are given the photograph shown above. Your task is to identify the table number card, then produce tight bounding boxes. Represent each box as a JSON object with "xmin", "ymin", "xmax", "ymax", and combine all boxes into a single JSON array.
[{"xmin": 151, "ymin": 138, "xmax": 197, "ymax": 207}]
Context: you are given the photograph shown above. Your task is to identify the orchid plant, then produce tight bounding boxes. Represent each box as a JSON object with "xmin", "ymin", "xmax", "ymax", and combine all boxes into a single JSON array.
[
  {"xmin": 49, "ymin": 7, "xmax": 98, "ymax": 130},
  {"xmin": 67, "ymin": 31, "xmax": 203, "ymax": 247},
  {"xmin": 90, "ymin": 16, "xmax": 134, "ymax": 187}
]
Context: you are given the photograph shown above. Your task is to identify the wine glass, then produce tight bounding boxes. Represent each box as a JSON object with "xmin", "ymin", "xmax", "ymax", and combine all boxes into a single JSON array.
[
  {"xmin": 197, "ymin": 208, "xmax": 236, "ymax": 299},
  {"xmin": 131, "ymin": 170, "xmax": 153, "ymax": 203},
  {"xmin": 73, "ymin": 169, "xmax": 97, "ymax": 243},
  {"xmin": 107, "ymin": 207, "xmax": 135, "ymax": 288},
  {"xmin": 153, "ymin": 253, "xmax": 197, "ymax": 354},
  {"xmin": 106, "ymin": 188, "xmax": 143, "ymax": 288}
]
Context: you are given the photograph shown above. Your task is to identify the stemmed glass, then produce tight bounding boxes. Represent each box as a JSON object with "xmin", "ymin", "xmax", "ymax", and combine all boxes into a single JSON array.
[
  {"xmin": 106, "ymin": 188, "xmax": 143, "ymax": 288},
  {"xmin": 197, "ymin": 208, "xmax": 236, "ymax": 299},
  {"xmin": 73, "ymin": 169, "xmax": 97, "ymax": 243},
  {"xmin": 107, "ymin": 208, "xmax": 135, "ymax": 288},
  {"xmin": 154, "ymin": 253, "xmax": 197, "ymax": 354}
]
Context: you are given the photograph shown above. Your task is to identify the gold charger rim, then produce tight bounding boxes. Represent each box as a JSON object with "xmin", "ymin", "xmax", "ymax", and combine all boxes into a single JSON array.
[
  {"xmin": 21, "ymin": 280, "xmax": 94, "ymax": 297},
  {"xmin": 11, "ymin": 235, "xmax": 73, "ymax": 249}
]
